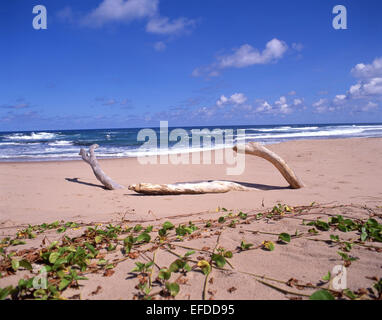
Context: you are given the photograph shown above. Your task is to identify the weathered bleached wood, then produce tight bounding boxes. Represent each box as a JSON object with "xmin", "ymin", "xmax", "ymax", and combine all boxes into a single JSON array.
[
  {"xmin": 233, "ymin": 142, "xmax": 304, "ymax": 189},
  {"xmin": 79, "ymin": 144, "xmax": 124, "ymax": 190},
  {"xmin": 129, "ymin": 142, "xmax": 303, "ymax": 195},
  {"xmin": 128, "ymin": 181, "xmax": 249, "ymax": 195}
]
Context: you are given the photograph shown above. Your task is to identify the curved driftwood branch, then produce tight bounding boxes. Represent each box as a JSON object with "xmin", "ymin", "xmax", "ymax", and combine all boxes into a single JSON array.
[
  {"xmin": 233, "ymin": 142, "xmax": 304, "ymax": 189},
  {"xmin": 128, "ymin": 181, "xmax": 249, "ymax": 195},
  {"xmin": 79, "ymin": 144, "xmax": 124, "ymax": 190},
  {"xmin": 129, "ymin": 142, "xmax": 303, "ymax": 195}
]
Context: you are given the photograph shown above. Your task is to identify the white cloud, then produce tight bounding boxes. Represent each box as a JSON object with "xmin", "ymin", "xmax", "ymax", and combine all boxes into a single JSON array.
[
  {"xmin": 274, "ymin": 96, "xmax": 292, "ymax": 114},
  {"xmin": 82, "ymin": 0, "xmax": 158, "ymax": 27},
  {"xmin": 146, "ymin": 16, "xmax": 195, "ymax": 35},
  {"xmin": 312, "ymin": 98, "xmax": 334, "ymax": 113},
  {"xmin": 217, "ymin": 39, "xmax": 288, "ymax": 69},
  {"xmin": 312, "ymin": 98, "xmax": 327, "ymax": 108},
  {"xmin": 216, "ymin": 93, "xmax": 247, "ymax": 107},
  {"xmin": 77, "ymin": 0, "xmax": 196, "ymax": 42},
  {"xmin": 333, "ymin": 94, "xmax": 346, "ymax": 105},
  {"xmin": 255, "ymin": 101, "xmax": 273, "ymax": 113},
  {"xmin": 348, "ymin": 77, "xmax": 382, "ymax": 98},
  {"xmin": 253, "ymin": 96, "xmax": 300, "ymax": 115},
  {"xmin": 318, "ymin": 57, "xmax": 382, "ymax": 114},
  {"xmin": 193, "ymin": 39, "xmax": 289, "ymax": 78},
  {"xmin": 351, "ymin": 57, "xmax": 382, "ymax": 79},
  {"xmin": 230, "ymin": 93, "xmax": 247, "ymax": 105}
]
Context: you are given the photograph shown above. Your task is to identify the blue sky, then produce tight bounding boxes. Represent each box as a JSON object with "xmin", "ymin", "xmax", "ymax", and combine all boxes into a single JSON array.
[{"xmin": 1, "ymin": 0, "xmax": 382, "ymax": 131}]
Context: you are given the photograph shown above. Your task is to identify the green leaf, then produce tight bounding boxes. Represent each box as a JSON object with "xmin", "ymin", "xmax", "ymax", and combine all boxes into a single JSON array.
[
  {"xmin": 84, "ymin": 242, "xmax": 97, "ymax": 256},
  {"xmin": 57, "ymin": 227, "xmax": 66, "ymax": 233},
  {"xmin": 165, "ymin": 282, "xmax": 180, "ymax": 297},
  {"xmin": 330, "ymin": 234, "xmax": 340, "ymax": 242},
  {"xmin": 94, "ymin": 235, "xmax": 103, "ymax": 244},
  {"xmin": 158, "ymin": 268, "xmax": 171, "ymax": 281},
  {"xmin": 0, "ymin": 286, "xmax": 13, "ymax": 300},
  {"xmin": 218, "ymin": 216, "xmax": 225, "ymax": 223},
  {"xmin": 240, "ymin": 241, "xmax": 253, "ymax": 251},
  {"xmin": 133, "ymin": 224, "xmax": 143, "ymax": 232},
  {"xmin": 58, "ymin": 278, "xmax": 72, "ymax": 291},
  {"xmin": 131, "ymin": 262, "xmax": 145, "ymax": 272},
  {"xmin": 49, "ymin": 252, "xmax": 60, "ymax": 264},
  {"xmin": 308, "ymin": 228, "xmax": 318, "ymax": 234},
  {"xmin": 158, "ymin": 228, "xmax": 167, "ymax": 237},
  {"xmin": 9, "ymin": 239, "xmax": 26, "ymax": 246},
  {"xmin": 107, "ymin": 244, "xmax": 116, "ymax": 251},
  {"xmin": 19, "ymin": 259, "xmax": 32, "ymax": 271},
  {"xmin": 136, "ymin": 232, "xmax": 151, "ymax": 243},
  {"xmin": 278, "ymin": 233, "xmax": 291, "ymax": 243},
  {"xmin": 337, "ymin": 251, "xmax": 358, "ymax": 262},
  {"xmin": 211, "ymin": 254, "xmax": 226, "ymax": 268},
  {"xmin": 11, "ymin": 259, "xmax": 19, "ymax": 271},
  {"xmin": 262, "ymin": 241, "xmax": 275, "ymax": 251},
  {"xmin": 316, "ymin": 220, "xmax": 330, "ymax": 231},
  {"xmin": 184, "ymin": 250, "xmax": 195, "ymax": 257},
  {"xmin": 169, "ymin": 259, "xmax": 183, "ymax": 273},
  {"xmin": 162, "ymin": 221, "xmax": 175, "ymax": 230},
  {"xmin": 309, "ymin": 289, "xmax": 335, "ymax": 300},
  {"xmin": 343, "ymin": 242, "xmax": 353, "ymax": 252},
  {"xmin": 197, "ymin": 260, "xmax": 211, "ymax": 275},
  {"xmin": 145, "ymin": 225, "xmax": 153, "ymax": 233},
  {"xmin": 97, "ymin": 259, "xmax": 107, "ymax": 266},
  {"xmin": 343, "ymin": 289, "xmax": 357, "ymax": 300},
  {"xmin": 360, "ymin": 231, "xmax": 368, "ymax": 242},
  {"xmin": 238, "ymin": 212, "xmax": 247, "ymax": 220},
  {"xmin": 366, "ymin": 218, "xmax": 379, "ymax": 227},
  {"xmin": 322, "ymin": 271, "xmax": 331, "ymax": 281},
  {"xmin": 224, "ymin": 251, "xmax": 233, "ymax": 258},
  {"xmin": 373, "ymin": 279, "xmax": 382, "ymax": 294},
  {"xmin": 124, "ymin": 235, "xmax": 136, "ymax": 245}
]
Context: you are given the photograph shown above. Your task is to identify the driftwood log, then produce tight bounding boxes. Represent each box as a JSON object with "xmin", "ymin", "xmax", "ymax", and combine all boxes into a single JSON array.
[
  {"xmin": 80, "ymin": 142, "xmax": 303, "ymax": 193},
  {"xmin": 79, "ymin": 144, "xmax": 124, "ymax": 190},
  {"xmin": 128, "ymin": 181, "xmax": 250, "ymax": 195},
  {"xmin": 233, "ymin": 142, "xmax": 304, "ymax": 189}
]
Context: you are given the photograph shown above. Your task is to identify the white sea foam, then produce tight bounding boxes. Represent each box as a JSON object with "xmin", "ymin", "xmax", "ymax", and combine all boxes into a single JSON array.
[
  {"xmin": 0, "ymin": 142, "xmax": 19, "ymax": 146},
  {"xmin": 246, "ymin": 126, "xmax": 320, "ymax": 132},
  {"xmin": 4, "ymin": 132, "xmax": 58, "ymax": 141},
  {"xmin": 242, "ymin": 128, "xmax": 365, "ymax": 140},
  {"xmin": 48, "ymin": 140, "xmax": 73, "ymax": 146}
]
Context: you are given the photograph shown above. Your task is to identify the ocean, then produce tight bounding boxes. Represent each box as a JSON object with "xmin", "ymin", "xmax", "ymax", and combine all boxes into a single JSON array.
[{"xmin": 1, "ymin": 123, "xmax": 382, "ymax": 162}]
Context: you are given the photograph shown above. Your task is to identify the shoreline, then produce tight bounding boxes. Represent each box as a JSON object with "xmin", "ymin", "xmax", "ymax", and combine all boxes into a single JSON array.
[{"xmin": 0, "ymin": 136, "xmax": 381, "ymax": 164}]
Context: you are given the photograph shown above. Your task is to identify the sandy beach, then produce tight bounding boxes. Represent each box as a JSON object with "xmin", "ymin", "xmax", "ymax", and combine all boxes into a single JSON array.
[{"xmin": 1, "ymin": 137, "xmax": 382, "ymax": 300}]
